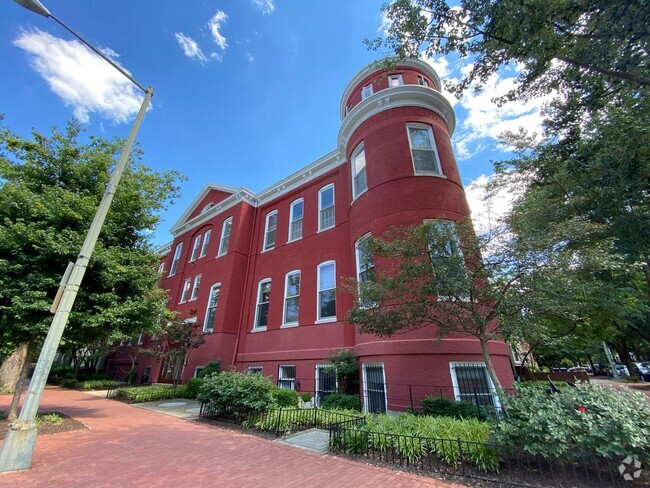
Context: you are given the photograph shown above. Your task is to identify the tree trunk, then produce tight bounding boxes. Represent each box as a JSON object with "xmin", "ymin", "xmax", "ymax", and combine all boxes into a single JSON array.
[
  {"xmin": 479, "ymin": 336, "xmax": 506, "ymax": 411},
  {"xmin": 0, "ymin": 343, "xmax": 29, "ymax": 389},
  {"xmin": 7, "ymin": 342, "xmax": 33, "ymax": 420}
]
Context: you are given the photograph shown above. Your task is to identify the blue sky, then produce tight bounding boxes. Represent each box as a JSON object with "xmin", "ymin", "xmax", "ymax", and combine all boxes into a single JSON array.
[{"xmin": 1, "ymin": 0, "xmax": 545, "ymax": 246}]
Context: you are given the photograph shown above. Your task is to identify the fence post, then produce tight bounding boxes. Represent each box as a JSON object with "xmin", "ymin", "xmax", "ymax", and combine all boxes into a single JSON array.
[
  {"xmin": 313, "ymin": 406, "xmax": 317, "ymax": 428},
  {"xmin": 275, "ymin": 408, "xmax": 283, "ymax": 437},
  {"xmin": 457, "ymin": 437, "xmax": 465, "ymax": 475},
  {"xmin": 409, "ymin": 385, "xmax": 414, "ymax": 411},
  {"xmin": 473, "ymin": 388, "xmax": 482, "ymax": 418}
]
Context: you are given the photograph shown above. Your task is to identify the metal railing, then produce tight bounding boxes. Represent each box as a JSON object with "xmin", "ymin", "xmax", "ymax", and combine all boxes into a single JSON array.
[{"xmin": 328, "ymin": 424, "xmax": 628, "ymax": 487}]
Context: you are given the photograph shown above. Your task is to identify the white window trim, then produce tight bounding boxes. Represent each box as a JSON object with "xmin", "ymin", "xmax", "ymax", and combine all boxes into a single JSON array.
[
  {"xmin": 199, "ymin": 229, "xmax": 211, "ymax": 258},
  {"xmin": 449, "ymin": 361, "xmax": 502, "ymax": 410},
  {"xmin": 218, "ymin": 217, "xmax": 233, "ymax": 257},
  {"xmin": 180, "ymin": 278, "xmax": 192, "ymax": 303},
  {"xmin": 137, "ymin": 332, "xmax": 144, "ymax": 345},
  {"xmin": 194, "ymin": 366, "xmax": 204, "ymax": 378},
  {"xmin": 316, "ymin": 260, "xmax": 336, "ymax": 323},
  {"xmin": 189, "ymin": 275, "xmax": 201, "ymax": 301},
  {"xmin": 351, "ymin": 142, "xmax": 367, "ymax": 200},
  {"xmin": 169, "ymin": 243, "xmax": 183, "ymax": 276},
  {"xmin": 278, "ymin": 364, "xmax": 297, "ymax": 390},
  {"xmin": 263, "ymin": 210, "xmax": 278, "ymax": 252},
  {"xmin": 315, "ymin": 364, "xmax": 338, "ymax": 407},
  {"xmin": 417, "ymin": 75, "xmax": 429, "ymax": 87},
  {"xmin": 362, "ymin": 362, "xmax": 388, "ymax": 413},
  {"xmin": 248, "ymin": 366, "xmax": 263, "ymax": 373},
  {"xmin": 318, "ymin": 184, "xmax": 335, "ymax": 232},
  {"xmin": 355, "ymin": 233, "xmax": 376, "ymax": 309},
  {"xmin": 281, "ymin": 270, "xmax": 300, "ymax": 327},
  {"xmin": 189, "ymin": 234, "xmax": 202, "ymax": 262},
  {"xmin": 388, "ymin": 74, "xmax": 403, "ymax": 87},
  {"xmin": 253, "ymin": 278, "xmax": 271, "ymax": 331},
  {"xmin": 361, "ymin": 83, "xmax": 373, "ymax": 100},
  {"xmin": 406, "ymin": 123, "xmax": 443, "ymax": 176},
  {"xmin": 203, "ymin": 282, "xmax": 221, "ymax": 333},
  {"xmin": 287, "ymin": 199, "xmax": 304, "ymax": 243},
  {"xmin": 157, "ymin": 262, "xmax": 165, "ymax": 274}
]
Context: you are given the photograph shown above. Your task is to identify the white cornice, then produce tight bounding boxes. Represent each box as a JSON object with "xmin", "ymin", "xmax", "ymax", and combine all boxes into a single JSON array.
[
  {"xmin": 255, "ymin": 149, "xmax": 343, "ymax": 207},
  {"xmin": 155, "ymin": 242, "xmax": 172, "ymax": 256},
  {"xmin": 338, "ymin": 85, "xmax": 456, "ymax": 152},
  {"xmin": 339, "ymin": 58, "xmax": 443, "ymax": 120},
  {"xmin": 169, "ymin": 183, "xmax": 245, "ymax": 232}
]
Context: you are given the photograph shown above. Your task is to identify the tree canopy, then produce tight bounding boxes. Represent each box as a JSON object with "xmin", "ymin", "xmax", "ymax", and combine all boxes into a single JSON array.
[{"xmin": 0, "ymin": 119, "xmax": 183, "ymax": 361}]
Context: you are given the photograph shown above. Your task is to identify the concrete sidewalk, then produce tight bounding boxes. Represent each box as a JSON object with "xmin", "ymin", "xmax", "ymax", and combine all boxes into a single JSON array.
[{"xmin": 0, "ymin": 387, "xmax": 466, "ymax": 487}]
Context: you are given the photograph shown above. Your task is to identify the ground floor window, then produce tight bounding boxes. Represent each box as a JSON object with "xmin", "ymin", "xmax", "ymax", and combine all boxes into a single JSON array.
[
  {"xmin": 278, "ymin": 365, "xmax": 296, "ymax": 390},
  {"xmin": 141, "ymin": 366, "xmax": 151, "ymax": 384},
  {"xmin": 362, "ymin": 363, "xmax": 387, "ymax": 413},
  {"xmin": 248, "ymin": 366, "xmax": 263, "ymax": 374},
  {"xmin": 194, "ymin": 367, "xmax": 204, "ymax": 378},
  {"xmin": 315, "ymin": 364, "xmax": 337, "ymax": 406},
  {"xmin": 449, "ymin": 362, "xmax": 498, "ymax": 407}
]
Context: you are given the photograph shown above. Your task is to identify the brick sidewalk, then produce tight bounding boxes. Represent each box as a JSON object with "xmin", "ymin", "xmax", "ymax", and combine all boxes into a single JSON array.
[{"xmin": 0, "ymin": 388, "xmax": 466, "ymax": 488}]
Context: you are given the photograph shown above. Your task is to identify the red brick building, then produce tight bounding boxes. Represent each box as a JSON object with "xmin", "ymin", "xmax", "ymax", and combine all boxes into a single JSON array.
[{"xmin": 107, "ymin": 59, "xmax": 514, "ymax": 412}]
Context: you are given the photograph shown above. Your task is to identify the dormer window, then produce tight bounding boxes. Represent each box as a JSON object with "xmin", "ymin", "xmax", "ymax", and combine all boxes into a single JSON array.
[
  {"xmin": 417, "ymin": 75, "xmax": 429, "ymax": 87},
  {"xmin": 361, "ymin": 84, "xmax": 373, "ymax": 100}
]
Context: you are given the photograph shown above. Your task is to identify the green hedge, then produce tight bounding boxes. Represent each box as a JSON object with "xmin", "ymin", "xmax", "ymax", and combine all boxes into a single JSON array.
[
  {"xmin": 337, "ymin": 413, "xmax": 498, "ymax": 472},
  {"xmin": 80, "ymin": 380, "xmax": 120, "ymax": 390},
  {"xmin": 198, "ymin": 370, "xmax": 274, "ymax": 417},
  {"xmin": 184, "ymin": 377, "xmax": 204, "ymax": 400},
  {"xmin": 320, "ymin": 393, "xmax": 361, "ymax": 411},
  {"xmin": 114, "ymin": 385, "xmax": 188, "ymax": 403},
  {"xmin": 421, "ymin": 396, "xmax": 488, "ymax": 420},
  {"xmin": 272, "ymin": 387, "xmax": 298, "ymax": 407}
]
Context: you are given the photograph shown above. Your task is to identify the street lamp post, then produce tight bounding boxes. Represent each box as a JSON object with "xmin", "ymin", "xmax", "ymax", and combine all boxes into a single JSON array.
[{"xmin": 0, "ymin": 0, "xmax": 153, "ymax": 472}]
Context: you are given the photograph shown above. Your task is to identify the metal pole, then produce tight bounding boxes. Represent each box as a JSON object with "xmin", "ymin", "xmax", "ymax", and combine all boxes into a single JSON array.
[{"xmin": 0, "ymin": 87, "xmax": 153, "ymax": 473}]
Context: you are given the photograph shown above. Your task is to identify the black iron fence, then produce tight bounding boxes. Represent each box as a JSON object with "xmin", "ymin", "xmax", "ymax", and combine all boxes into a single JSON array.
[{"xmin": 329, "ymin": 424, "xmax": 631, "ymax": 487}]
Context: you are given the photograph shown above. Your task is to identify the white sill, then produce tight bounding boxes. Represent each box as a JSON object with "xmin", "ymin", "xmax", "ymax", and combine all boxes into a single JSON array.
[
  {"xmin": 251, "ymin": 326, "xmax": 267, "ymax": 332},
  {"xmin": 281, "ymin": 323, "xmax": 298, "ymax": 328},
  {"xmin": 217, "ymin": 252, "xmax": 226, "ymax": 258},
  {"xmin": 202, "ymin": 329, "xmax": 213, "ymax": 334},
  {"xmin": 261, "ymin": 246, "xmax": 275, "ymax": 253},
  {"xmin": 315, "ymin": 317, "xmax": 337, "ymax": 324},
  {"xmin": 317, "ymin": 225, "xmax": 335, "ymax": 234},
  {"xmin": 413, "ymin": 172, "xmax": 447, "ymax": 179},
  {"xmin": 179, "ymin": 300, "xmax": 187, "ymax": 304},
  {"xmin": 198, "ymin": 254, "xmax": 207, "ymax": 259},
  {"xmin": 287, "ymin": 237, "xmax": 302, "ymax": 244},
  {"xmin": 188, "ymin": 298, "xmax": 197, "ymax": 302}
]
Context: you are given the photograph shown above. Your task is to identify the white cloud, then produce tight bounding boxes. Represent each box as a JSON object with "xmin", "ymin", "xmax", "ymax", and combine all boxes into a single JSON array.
[
  {"xmin": 419, "ymin": 53, "xmax": 459, "ymax": 107},
  {"xmin": 453, "ymin": 70, "xmax": 551, "ymax": 160},
  {"xmin": 246, "ymin": 52, "xmax": 255, "ymax": 63},
  {"xmin": 13, "ymin": 28, "xmax": 144, "ymax": 124},
  {"xmin": 208, "ymin": 10, "xmax": 228, "ymax": 51},
  {"xmin": 251, "ymin": 0, "xmax": 275, "ymax": 15},
  {"xmin": 175, "ymin": 32, "xmax": 208, "ymax": 64}
]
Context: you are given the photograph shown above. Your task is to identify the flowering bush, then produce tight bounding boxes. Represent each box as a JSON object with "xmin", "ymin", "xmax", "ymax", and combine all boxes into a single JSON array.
[{"xmin": 495, "ymin": 383, "xmax": 650, "ymax": 462}]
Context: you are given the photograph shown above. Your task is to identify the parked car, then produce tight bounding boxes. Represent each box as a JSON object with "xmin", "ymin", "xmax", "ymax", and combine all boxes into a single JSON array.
[
  {"xmin": 613, "ymin": 364, "xmax": 630, "ymax": 378},
  {"xmin": 633, "ymin": 362, "xmax": 650, "ymax": 381},
  {"xmin": 567, "ymin": 367, "xmax": 589, "ymax": 374}
]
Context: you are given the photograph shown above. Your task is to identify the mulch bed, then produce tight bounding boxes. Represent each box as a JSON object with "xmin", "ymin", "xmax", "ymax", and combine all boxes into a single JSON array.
[{"xmin": 0, "ymin": 412, "xmax": 87, "ymax": 439}]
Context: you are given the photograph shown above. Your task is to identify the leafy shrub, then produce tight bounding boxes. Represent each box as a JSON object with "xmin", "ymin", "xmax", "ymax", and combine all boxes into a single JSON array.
[
  {"xmin": 114, "ymin": 385, "xmax": 188, "ymax": 403},
  {"xmin": 199, "ymin": 360, "xmax": 222, "ymax": 378},
  {"xmin": 421, "ymin": 396, "xmax": 486, "ymax": 420},
  {"xmin": 338, "ymin": 413, "xmax": 498, "ymax": 472},
  {"xmin": 40, "ymin": 412, "xmax": 64, "ymax": 426},
  {"xmin": 0, "ymin": 386, "xmax": 14, "ymax": 394},
  {"xmin": 60, "ymin": 378, "xmax": 79, "ymax": 389},
  {"xmin": 272, "ymin": 387, "xmax": 299, "ymax": 407},
  {"xmin": 184, "ymin": 377, "xmax": 205, "ymax": 399},
  {"xmin": 0, "ymin": 410, "xmax": 7, "ymax": 420},
  {"xmin": 321, "ymin": 393, "xmax": 361, "ymax": 411},
  {"xmin": 79, "ymin": 373, "xmax": 112, "ymax": 382},
  {"xmin": 495, "ymin": 383, "xmax": 650, "ymax": 463},
  {"xmin": 246, "ymin": 407, "xmax": 363, "ymax": 435},
  {"xmin": 198, "ymin": 370, "xmax": 274, "ymax": 417},
  {"xmin": 80, "ymin": 380, "xmax": 120, "ymax": 390},
  {"xmin": 300, "ymin": 392, "xmax": 312, "ymax": 402}
]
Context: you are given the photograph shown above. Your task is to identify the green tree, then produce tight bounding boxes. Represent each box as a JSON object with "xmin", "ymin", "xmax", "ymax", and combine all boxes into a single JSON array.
[{"xmin": 0, "ymin": 119, "xmax": 182, "ymax": 416}]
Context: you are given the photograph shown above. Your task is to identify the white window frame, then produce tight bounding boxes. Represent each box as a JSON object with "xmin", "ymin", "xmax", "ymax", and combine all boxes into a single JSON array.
[
  {"xmin": 190, "ymin": 275, "xmax": 201, "ymax": 301},
  {"xmin": 318, "ymin": 184, "xmax": 335, "ymax": 232},
  {"xmin": 417, "ymin": 75, "xmax": 429, "ymax": 87},
  {"xmin": 169, "ymin": 243, "xmax": 183, "ymax": 276},
  {"xmin": 194, "ymin": 366, "xmax": 204, "ymax": 378},
  {"xmin": 199, "ymin": 229, "xmax": 211, "ymax": 258},
  {"xmin": 253, "ymin": 278, "xmax": 272, "ymax": 331},
  {"xmin": 278, "ymin": 365, "xmax": 296, "ymax": 390},
  {"xmin": 388, "ymin": 74, "xmax": 403, "ymax": 87},
  {"xmin": 425, "ymin": 219, "xmax": 462, "ymax": 258},
  {"xmin": 180, "ymin": 278, "xmax": 192, "ymax": 303},
  {"xmin": 288, "ymin": 199, "xmax": 304, "ymax": 242},
  {"xmin": 362, "ymin": 363, "xmax": 388, "ymax": 413},
  {"xmin": 190, "ymin": 234, "xmax": 202, "ymax": 262},
  {"xmin": 157, "ymin": 262, "xmax": 165, "ymax": 274},
  {"xmin": 218, "ymin": 217, "xmax": 232, "ymax": 257},
  {"xmin": 361, "ymin": 83, "xmax": 373, "ymax": 100},
  {"xmin": 282, "ymin": 270, "xmax": 301, "ymax": 327},
  {"xmin": 263, "ymin": 211, "xmax": 278, "ymax": 251},
  {"xmin": 316, "ymin": 260, "xmax": 336, "ymax": 322},
  {"xmin": 449, "ymin": 362, "xmax": 501, "ymax": 410},
  {"xmin": 203, "ymin": 282, "xmax": 221, "ymax": 333},
  {"xmin": 406, "ymin": 123, "xmax": 443, "ymax": 176},
  {"xmin": 137, "ymin": 332, "xmax": 144, "ymax": 345},
  {"xmin": 248, "ymin": 366, "xmax": 263, "ymax": 373},
  {"xmin": 355, "ymin": 234, "xmax": 375, "ymax": 307},
  {"xmin": 315, "ymin": 364, "xmax": 338, "ymax": 407},
  {"xmin": 351, "ymin": 142, "xmax": 367, "ymax": 199}
]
